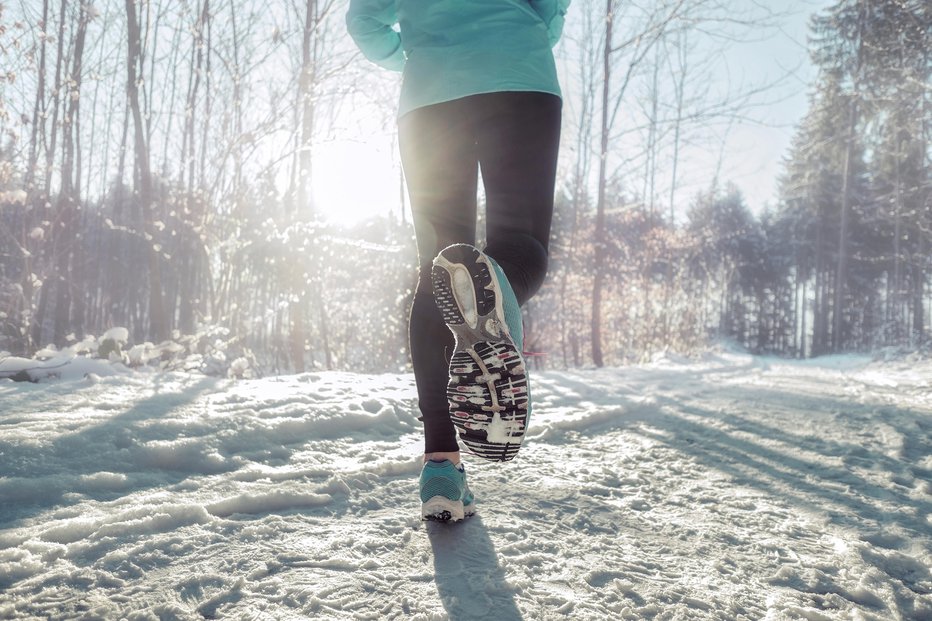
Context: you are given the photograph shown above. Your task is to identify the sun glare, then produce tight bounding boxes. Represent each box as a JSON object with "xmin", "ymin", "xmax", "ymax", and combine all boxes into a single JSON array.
[{"xmin": 312, "ymin": 130, "xmax": 402, "ymax": 227}]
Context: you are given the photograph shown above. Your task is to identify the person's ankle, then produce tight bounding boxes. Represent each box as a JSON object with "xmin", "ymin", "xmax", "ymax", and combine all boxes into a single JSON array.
[{"xmin": 424, "ymin": 451, "xmax": 461, "ymax": 465}]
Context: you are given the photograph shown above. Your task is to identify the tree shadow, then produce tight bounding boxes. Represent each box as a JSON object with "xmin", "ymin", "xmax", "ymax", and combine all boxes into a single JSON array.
[
  {"xmin": 427, "ymin": 515, "xmax": 523, "ymax": 621},
  {"xmin": 0, "ymin": 376, "xmax": 225, "ymax": 527},
  {"xmin": 635, "ymin": 385, "xmax": 932, "ymax": 537},
  {"xmin": 534, "ymin": 370, "xmax": 931, "ymax": 538}
]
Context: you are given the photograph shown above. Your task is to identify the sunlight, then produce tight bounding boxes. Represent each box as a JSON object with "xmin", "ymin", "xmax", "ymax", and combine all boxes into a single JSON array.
[{"xmin": 312, "ymin": 132, "xmax": 403, "ymax": 227}]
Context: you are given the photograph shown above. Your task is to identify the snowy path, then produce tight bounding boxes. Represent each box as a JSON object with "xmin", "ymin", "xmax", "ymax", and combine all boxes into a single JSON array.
[{"xmin": 0, "ymin": 353, "xmax": 930, "ymax": 620}]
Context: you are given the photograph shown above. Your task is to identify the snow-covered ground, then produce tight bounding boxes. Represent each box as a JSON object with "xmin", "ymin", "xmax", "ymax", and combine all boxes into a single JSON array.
[{"xmin": 1, "ymin": 351, "xmax": 930, "ymax": 620}]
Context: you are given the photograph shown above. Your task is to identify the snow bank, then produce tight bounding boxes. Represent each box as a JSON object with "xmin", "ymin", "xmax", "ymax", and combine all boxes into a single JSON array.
[{"xmin": 1, "ymin": 325, "xmax": 259, "ymax": 382}]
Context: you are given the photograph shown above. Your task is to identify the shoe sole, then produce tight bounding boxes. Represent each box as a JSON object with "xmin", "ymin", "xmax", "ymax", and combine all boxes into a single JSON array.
[
  {"xmin": 431, "ymin": 244, "xmax": 529, "ymax": 462},
  {"xmin": 421, "ymin": 496, "xmax": 476, "ymax": 522}
]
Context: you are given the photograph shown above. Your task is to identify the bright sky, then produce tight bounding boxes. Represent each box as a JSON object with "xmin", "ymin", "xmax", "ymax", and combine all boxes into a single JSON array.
[
  {"xmin": 704, "ymin": 0, "xmax": 829, "ymax": 215},
  {"xmin": 312, "ymin": 115, "xmax": 403, "ymax": 226},
  {"xmin": 312, "ymin": 0, "xmax": 829, "ymax": 227}
]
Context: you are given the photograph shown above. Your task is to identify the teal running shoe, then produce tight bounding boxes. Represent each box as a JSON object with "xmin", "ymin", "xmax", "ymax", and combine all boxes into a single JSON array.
[
  {"xmin": 420, "ymin": 459, "xmax": 476, "ymax": 522},
  {"xmin": 431, "ymin": 244, "xmax": 530, "ymax": 462}
]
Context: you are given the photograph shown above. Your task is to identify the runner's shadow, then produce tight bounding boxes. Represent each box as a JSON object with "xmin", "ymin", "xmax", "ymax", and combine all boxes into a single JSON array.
[{"xmin": 427, "ymin": 515, "xmax": 523, "ymax": 621}]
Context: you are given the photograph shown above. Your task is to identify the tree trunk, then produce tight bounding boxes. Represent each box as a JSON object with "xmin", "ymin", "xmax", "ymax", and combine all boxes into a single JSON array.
[
  {"xmin": 20, "ymin": 0, "xmax": 51, "ymax": 352},
  {"xmin": 32, "ymin": 0, "xmax": 69, "ymax": 346},
  {"xmin": 200, "ymin": 6, "xmax": 213, "ymax": 191},
  {"xmin": 812, "ymin": 209, "xmax": 826, "ymax": 355},
  {"xmin": 288, "ymin": 0, "xmax": 322, "ymax": 373},
  {"xmin": 53, "ymin": 0, "xmax": 90, "ymax": 344},
  {"xmin": 25, "ymin": 0, "xmax": 50, "ymax": 192},
  {"xmin": 831, "ymin": 2, "xmax": 866, "ymax": 353},
  {"xmin": 643, "ymin": 48, "xmax": 659, "ymax": 220},
  {"xmin": 125, "ymin": 0, "xmax": 168, "ymax": 342},
  {"xmin": 43, "ymin": 0, "xmax": 67, "ymax": 198},
  {"xmin": 297, "ymin": 0, "xmax": 317, "ymax": 213},
  {"xmin": 832, "ymin": 95, "xmax": 859, "ymax": 352},
  {"xmin": 800, "ymin": 278, "xmax": 808, "ymax": 358},
  {"xmin": 913, "ymin": 231, "xmax": 926, "ymax": 342},
  {"xmin": 591, "ymin": 0, "xmax": 613, "ymax": 368},
  {"xmin": 914, "ymin": 85, "xmax": 929, "ymax": 344},
  {"xmin": 668, "ymin": 30, "xmax": 688, "ymax": 225}
]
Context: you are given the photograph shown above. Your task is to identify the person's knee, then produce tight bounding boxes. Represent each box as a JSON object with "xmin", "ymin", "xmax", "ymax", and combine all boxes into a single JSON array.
[
  {"xmin": 522, "ymin": 241, "xmax": 549, "ymax": 300},
  {"xmin": 485, "ymin": 236, "xmax": 548, "ymax": 304}
]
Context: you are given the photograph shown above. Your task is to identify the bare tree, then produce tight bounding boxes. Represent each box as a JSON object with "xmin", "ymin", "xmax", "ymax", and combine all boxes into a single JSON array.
[
  {"xmin": 584, "ymin": 0, "xmax": 785, "ymax": 365},
  {"xmin": 591, "ymin": 0, "xmax": 687, "ymax": 366},
  {"xmin": 557, "ymin": 0, "xmax": 601, "ymax": 368},
  {"xmin": 24, "ymin": 0, "xmax": 50, "ymax": 194},
  {"xmin": 52, "ymin": 0, "xmax": 92, "ymax": 343},
  {"xmin": 125, "ymin": 0, "xmax": 167, "ymax": 341}
]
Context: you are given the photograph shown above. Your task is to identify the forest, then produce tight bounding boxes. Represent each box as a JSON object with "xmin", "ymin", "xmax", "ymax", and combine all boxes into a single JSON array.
[{"xmin": 0, "ymin": 0, "xmax": 929, "ymax": 376}]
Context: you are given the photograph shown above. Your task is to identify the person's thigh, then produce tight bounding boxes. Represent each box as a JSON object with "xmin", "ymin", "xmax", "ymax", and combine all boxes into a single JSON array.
[
  {"xmin": 398, "ymin": 99, "xmax": 481, "ymax": 264},
  {"xmin": 478, "ymin": 92, "xmax": 562, "ymax": 253}
]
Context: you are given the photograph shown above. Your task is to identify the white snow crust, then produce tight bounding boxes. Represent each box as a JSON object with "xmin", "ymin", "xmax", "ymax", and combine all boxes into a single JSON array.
[{"xmin": 0, "ymin": 353, "xmax": 930, "ymax": 619}]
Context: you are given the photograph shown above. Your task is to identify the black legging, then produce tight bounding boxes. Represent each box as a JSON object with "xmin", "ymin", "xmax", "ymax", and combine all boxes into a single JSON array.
[{"xmin": 398, "ymin": 91, "xmax": 562, "ymax": 453}]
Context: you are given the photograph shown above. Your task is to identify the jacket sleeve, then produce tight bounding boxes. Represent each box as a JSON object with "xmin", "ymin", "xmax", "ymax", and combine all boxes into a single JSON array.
[
  {"xmin": 529, "ymin": 0, "xmax": 571, "ymax": 47},
  {"xmin": 346, "ymin": 0, "xmax": 405, "ymax": 72}
]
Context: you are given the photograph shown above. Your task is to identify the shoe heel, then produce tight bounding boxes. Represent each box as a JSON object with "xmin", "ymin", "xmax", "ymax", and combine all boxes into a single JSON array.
[
  {"xmin": 431, "ymin": 244, "xmax": 497, "ymax": 329},
  {"xmin": 421, "ymin": 496, "xmax": 465, "ymax": 522}
]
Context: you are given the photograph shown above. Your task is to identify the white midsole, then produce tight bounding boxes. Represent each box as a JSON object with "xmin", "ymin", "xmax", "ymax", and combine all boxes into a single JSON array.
[
  {"xmin": 421, "ymin": 496, "xmax": 476, "ymax": 521},
  {"xmin": 451, "ymin": 266, "xmax": 478, "ymax": 328}
]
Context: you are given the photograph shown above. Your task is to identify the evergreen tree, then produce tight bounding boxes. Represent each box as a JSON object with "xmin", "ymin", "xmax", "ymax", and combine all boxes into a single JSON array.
[
  {"xmin": 776, "ymin": 0, "xmax": 928, "ymax": 353},
  {"xmin": 686, "ymin": 185, "xmax": 765, "ymax": 347}
]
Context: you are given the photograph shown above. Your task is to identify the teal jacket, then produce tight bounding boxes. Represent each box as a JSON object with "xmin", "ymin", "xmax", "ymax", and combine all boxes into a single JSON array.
[{"xmin": 346, "ymin": 0, "xmax": 569, "ymax": 117}]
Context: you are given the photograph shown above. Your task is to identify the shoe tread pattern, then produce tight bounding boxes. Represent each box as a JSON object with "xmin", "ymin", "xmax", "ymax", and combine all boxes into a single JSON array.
[{"xmin": 448, "ymin": 342, "xmax": 528, "ymax": 462}]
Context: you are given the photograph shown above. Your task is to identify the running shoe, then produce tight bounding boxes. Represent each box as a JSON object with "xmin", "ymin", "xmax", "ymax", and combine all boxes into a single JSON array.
[
  {"xmin": 420, "ymin": 459, "xmax": 476, "ymax": 522},
  {"xmin": 431, "ymin": 243, "xmax": 530, "ymax": 462}
]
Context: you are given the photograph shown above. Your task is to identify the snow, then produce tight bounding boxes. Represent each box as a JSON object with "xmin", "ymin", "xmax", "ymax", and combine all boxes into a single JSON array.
[
  {"xmin": 100, "ymin": 327, "xmax": 130, "ymax": 344},
  {"xmin": 0, "ymin": 352, "xmax": 930, "ymax": 619}
]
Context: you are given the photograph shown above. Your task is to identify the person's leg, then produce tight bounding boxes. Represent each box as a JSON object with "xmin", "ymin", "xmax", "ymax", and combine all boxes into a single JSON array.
[
  {"xmin": 419, "ymin": 92, "xmax": 561, "ymax": 463},
  {"xmin": 476, "ymin": 92, "xmax": 563, "ymax": 305},
  {"xmin": 398, "ymin": 98, "xmax": 481, "ymax": 459}
]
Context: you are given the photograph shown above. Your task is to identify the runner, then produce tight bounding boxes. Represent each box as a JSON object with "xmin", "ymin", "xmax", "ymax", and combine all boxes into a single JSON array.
[{"xmin": 347, "ymin": 0, "xmax": 569, "ymax": 521}]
